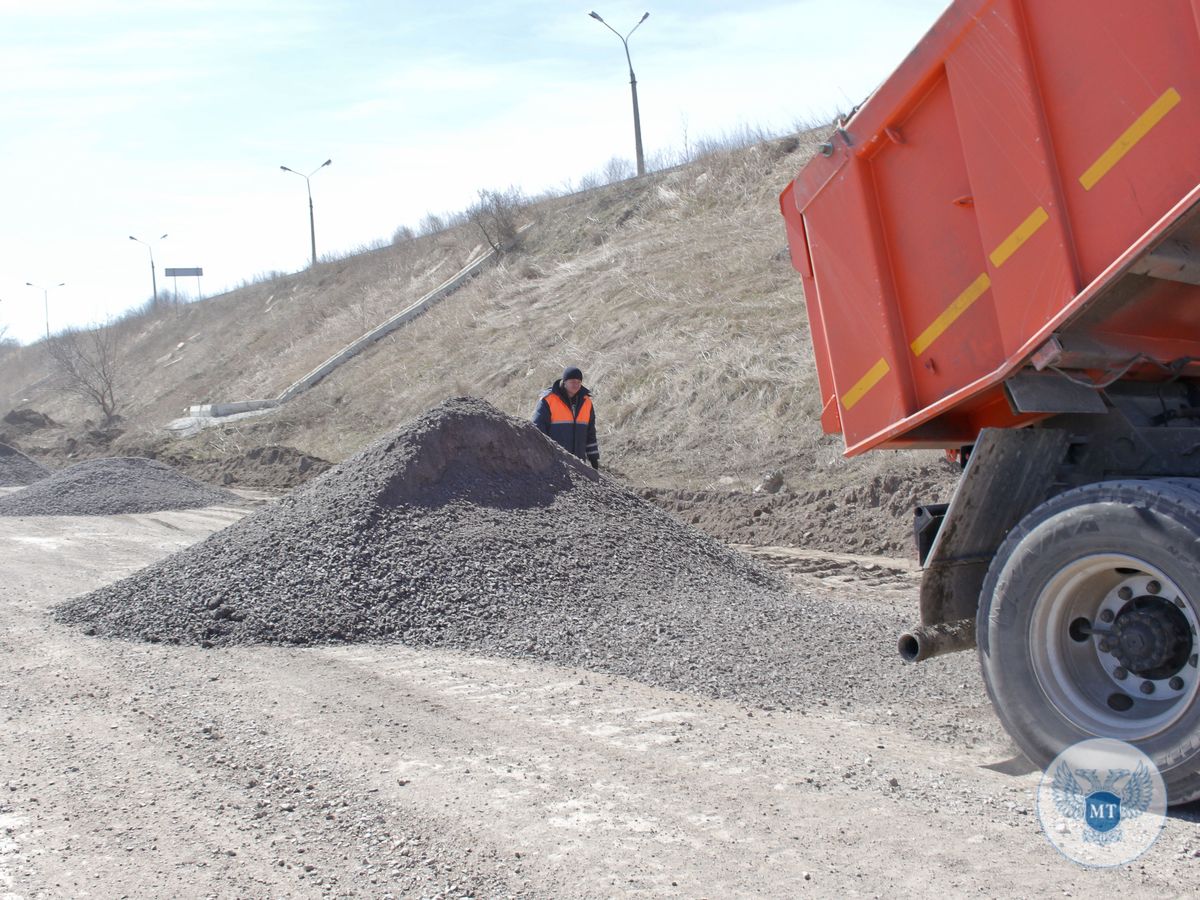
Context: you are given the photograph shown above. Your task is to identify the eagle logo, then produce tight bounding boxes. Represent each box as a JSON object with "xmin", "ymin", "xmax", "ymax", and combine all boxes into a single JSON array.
[
  {"xmin": 1037, "ymin": 738, "xmax": 1166, "ymax": 866},
  {"xmin": 1051, "ymin": 761, "xmax": 1155, "ymax": 846}
]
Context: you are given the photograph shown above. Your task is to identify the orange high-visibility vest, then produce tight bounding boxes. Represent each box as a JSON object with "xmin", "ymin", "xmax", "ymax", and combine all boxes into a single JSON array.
[{"xmin": 545, "ymin": 392, "xmax": 593, "ymax": 425}]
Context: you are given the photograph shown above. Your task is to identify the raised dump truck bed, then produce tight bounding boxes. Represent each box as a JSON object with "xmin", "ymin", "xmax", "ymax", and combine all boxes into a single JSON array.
[
  {"xmin": 781, "ymin": 0, "xmax": 1200, "ymax": 805},
  {"xmin": 781, "ymin": 0, "xmax": 1200, "ymax": 457}
]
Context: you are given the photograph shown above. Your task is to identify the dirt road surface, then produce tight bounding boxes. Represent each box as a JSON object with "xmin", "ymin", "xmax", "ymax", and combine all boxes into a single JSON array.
[{"xmin": 3, "ymin": 502, "xmax": 1198, "ymax": 897}]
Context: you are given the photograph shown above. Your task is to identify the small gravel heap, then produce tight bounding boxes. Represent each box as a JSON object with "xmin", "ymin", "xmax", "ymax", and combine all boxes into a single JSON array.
[
  {"xmin": 0, "ymin": 457, "xmax": 239, "ymax": 516},
  {"xmin": 59, "ymin": 399, "xmax": 859, "ymax": 706},
  {"xmin": 0, "ymin": 443, "xmax": 49, "ymax": 487}
]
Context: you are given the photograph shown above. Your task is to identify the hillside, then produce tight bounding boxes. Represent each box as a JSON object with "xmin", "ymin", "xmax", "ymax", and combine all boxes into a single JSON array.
[{"xmin": 0, "ymin": 129, "xmax": 957, "ymax": 551}]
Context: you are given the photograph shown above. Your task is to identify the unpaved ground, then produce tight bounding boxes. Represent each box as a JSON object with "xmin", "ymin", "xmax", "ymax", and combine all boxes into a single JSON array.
[{"xmin": 3, "ymin": 504, "xmax": 1199, "ymax": 898}]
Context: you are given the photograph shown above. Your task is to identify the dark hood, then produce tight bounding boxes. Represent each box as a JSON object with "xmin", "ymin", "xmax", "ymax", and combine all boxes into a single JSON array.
[{"xmin": 551, "ymin": 380, "xmax": 591, "ymax": 402}]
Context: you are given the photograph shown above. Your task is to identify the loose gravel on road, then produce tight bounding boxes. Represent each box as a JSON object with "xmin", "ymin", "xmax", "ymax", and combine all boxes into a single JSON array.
[
  {"xmin": 0, "ymin": 456, "xmax": 239, "ymax": 516},
  {"xmin": 57, "ymin": 398, "xmax": 981, "ymax": 717},
  {"xmin": 0, "ymin": 441, "xmax": 49, "ymax": 486}
]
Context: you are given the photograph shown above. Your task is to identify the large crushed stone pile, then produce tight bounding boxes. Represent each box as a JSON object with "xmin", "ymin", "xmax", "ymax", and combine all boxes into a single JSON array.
[
  {"xmin": 0, "ymin": 457, "xmax": 240, "ymax": 516},
  {"xmin": 57, "ymin": 398, "xmax": 929, "ymax": 709},
  {"xmin": 0, "ymin": 443, "xmax": 49, "ymax": 487}
]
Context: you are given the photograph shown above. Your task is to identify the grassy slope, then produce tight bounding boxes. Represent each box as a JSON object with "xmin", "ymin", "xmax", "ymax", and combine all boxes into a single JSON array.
[
  {"xmin": 0, "ymin": 234, "xmax": 485, "ymax": 423},
  {"xmin": 0, "ymin": 130, "xmax": 941, "ymax": 492}
]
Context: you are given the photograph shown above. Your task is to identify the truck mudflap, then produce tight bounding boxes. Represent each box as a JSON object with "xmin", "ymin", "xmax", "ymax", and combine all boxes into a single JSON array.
[{"xmin": 917, "ymin": 427, "xmax": 1070, "ymax": 628}]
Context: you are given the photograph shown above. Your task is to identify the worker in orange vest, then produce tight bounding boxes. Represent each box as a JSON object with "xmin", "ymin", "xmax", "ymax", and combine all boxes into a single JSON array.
[{"xmin": 533, "ymin": 366, "xmax": 600, "ymax": 469}]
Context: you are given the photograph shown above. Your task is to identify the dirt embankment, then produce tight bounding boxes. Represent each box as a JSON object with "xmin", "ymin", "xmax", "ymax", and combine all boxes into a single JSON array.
[
  {"xmin": 146, "ymin": 443, "xmax": 333, "ymax": 489},
  {"xmin": 642, "ymin": 462, "xmax": 960, "ymax": 558},
  {"xmin": 2, "ymin": 406, "xmax": 331, "ymax": 490}
]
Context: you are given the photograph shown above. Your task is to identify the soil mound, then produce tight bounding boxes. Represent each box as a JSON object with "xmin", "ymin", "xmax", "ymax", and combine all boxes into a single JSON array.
[
  {"xmin": 0, "ymin": 457, "xmax": 239, "ymax": 516},
  {"xmin": 643, "ymin": 463, "xmax": 960, "ymax": 557},
  {"xmin": 161, "ymin": 444, "xmax": 332, "ymax": 490},
  {"xmin": 2, "ymin": 408, "xmax": 57, "ymax": 431},
  {"xmin": 215, "ymin": 445, "xmax": 331, "ymax": 489},
  {"xmin": 57, "ymin": 399, "xmax": 814, "ymax": 704},
  {"xmin": 0, "ymin": 442, "xmax": 50, "ymax": 487}
]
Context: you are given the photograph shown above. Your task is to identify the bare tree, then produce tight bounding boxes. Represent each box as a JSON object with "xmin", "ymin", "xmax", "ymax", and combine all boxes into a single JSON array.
[
  {"xmin": 602, "ymin": 156, "xmax": 634, "ymax": 184},
  {"xmin": 417, "ymin": 212, "xmax": 445, "ymax": 236},
  {"xmin": 48, "ymin": 322, "xmax": 123, "ymax": 423},
  {"xmin": 468, "ymin": 187, "xmax": 527, "ymax": 254}
]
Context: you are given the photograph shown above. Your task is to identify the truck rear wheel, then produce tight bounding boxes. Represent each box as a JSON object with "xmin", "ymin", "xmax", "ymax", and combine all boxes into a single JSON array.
[{"xmin": 978, "ymin": 479, "xmax": 1200, "ymax": 804}]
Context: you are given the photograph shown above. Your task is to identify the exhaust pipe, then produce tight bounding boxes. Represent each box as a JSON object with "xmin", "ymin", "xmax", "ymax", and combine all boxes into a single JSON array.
[{"xmin": 898, "ymin": 618, "xmax": 977, "ymax": 663}]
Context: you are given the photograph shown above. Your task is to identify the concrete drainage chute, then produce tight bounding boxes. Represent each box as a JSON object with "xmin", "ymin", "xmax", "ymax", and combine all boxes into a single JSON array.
[{"xmin": 166, "ymin": 224, "xmax": 531, "ymax": 435}]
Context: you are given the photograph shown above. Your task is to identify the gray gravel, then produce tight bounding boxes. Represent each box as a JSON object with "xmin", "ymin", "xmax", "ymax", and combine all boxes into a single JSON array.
[
  {"xmin": 0, "ymin": 442, "xmax": 49, "ymax": 486},
  {"xmin": 0, "ymin": 456, "xmax": 239, "ymax": 516},
  {"xmin": 56, "ymin": 398, "xmax": 981, "ymax": 716}
]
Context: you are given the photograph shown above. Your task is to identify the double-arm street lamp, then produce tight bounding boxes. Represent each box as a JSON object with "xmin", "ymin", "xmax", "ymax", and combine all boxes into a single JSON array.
[
  {"xmin": 129, "ymin": 233, "xmax": 169, "ymax": 305},
  {"xmin": 25, "ymin": 280, "xmax": 65, "ymax": 340},
  {"xmin": 589, "ymin": 10, "xmax": 650, "ymax": 176},
  {"xmin": 280, "ymin": 159, "xmax": 332, "ymax": 268}
]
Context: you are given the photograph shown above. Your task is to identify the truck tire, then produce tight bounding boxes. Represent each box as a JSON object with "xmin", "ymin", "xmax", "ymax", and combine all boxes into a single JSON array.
[{"xmin": 978, "ymin": 479, "xmax": 1200, "ymax": 805}]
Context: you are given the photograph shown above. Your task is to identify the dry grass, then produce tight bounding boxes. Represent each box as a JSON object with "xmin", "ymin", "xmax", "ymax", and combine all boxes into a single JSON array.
[
  {"xmin": 0, "ymin": 125, "xmax": 938, "ymax": 491},
  {"xmin": 0, "ymin": 226, "xmax": 485, "ymax": 422}
]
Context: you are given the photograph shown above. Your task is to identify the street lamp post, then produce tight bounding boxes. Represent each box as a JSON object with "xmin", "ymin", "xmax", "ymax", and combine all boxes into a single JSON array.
[
  {"xmin": 25, "ymin": 281, "xmax": 65, "ymax": 340},
  {"xmin": 280, "ymin": 159, "xmax": 332, "ymax": 267},
  {"xmin": 589, "ymin": 11, "xmax": 650, "ymax": 177},
  {"xmin": 129, "ymin": 233, "xmax": 169, "ymax": 305}
]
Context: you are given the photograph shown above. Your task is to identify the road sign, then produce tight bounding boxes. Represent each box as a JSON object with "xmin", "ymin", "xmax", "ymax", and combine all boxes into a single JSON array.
[{"xmin": 164, "ymin": 267, "xmax": 203, "ymax": 302}]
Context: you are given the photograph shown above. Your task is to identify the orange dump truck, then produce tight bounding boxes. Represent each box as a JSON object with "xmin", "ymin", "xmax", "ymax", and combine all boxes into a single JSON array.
[{"xmin": 780, "ymin": 0, "xmax": 1200, "ymax": 802}]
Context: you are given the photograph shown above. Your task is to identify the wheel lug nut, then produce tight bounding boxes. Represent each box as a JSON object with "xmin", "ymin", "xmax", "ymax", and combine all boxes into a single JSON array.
[
  {"xmin": 1169, "ymin": 677, "xmax": 1185, "ymax": 691},
  {"xmin": 1099, "ymin": 639, "xmax": 1114, "ymax": 653},
  {"xmin": 1147, "ymin": 580, "xmax": 1161, "ymax": 595},
  {"xmin": 1140, "ymin": 681, "xmax": 1156, "ymax": 695},
  {"xmin": 1100, "ymin": 609, "xmax": 1115, "ymax": 623},
  {"xmin": 1118, "ymin": 586, "xmax": 1134, "ymax": 601},
  {"xmin": 1113, "ymin": 667, "xmax": 1128, "ymax": 680}
]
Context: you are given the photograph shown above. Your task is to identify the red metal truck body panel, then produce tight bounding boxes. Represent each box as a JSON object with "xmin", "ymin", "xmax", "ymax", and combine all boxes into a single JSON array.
[{"xmin": 781, "ymin": 0, "xmax": 1200, "ymax": 455}]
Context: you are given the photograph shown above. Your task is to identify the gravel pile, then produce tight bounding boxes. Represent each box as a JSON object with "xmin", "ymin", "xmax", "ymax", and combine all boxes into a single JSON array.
[
  {"xmin": 57, "ymin": 398, "xmax": 971, "ymax": 712},
  {"xmin": 54, "ymin": 403, "xmax": 757, "ymax": 684},
  {"xmin": 0, "ymin": 457, "xmax": 239, "ymax": 516},
  {"xmin": 0, "ymin": 442, "xmax": 49, "ymax": 487}
]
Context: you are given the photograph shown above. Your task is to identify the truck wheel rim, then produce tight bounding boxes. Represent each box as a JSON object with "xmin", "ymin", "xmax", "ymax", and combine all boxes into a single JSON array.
[{"xmin": 1031, "ymin": 553, "xmax": 1199, "ymax": 739}]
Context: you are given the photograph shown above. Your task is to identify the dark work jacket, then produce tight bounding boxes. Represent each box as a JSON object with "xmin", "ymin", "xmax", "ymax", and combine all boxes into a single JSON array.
[{"xmin": 533, "ymin": 381, "xmax": 599, "ymax": 463}]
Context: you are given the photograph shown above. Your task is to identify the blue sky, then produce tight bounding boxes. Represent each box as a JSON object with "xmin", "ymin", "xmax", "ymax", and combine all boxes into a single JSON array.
[{"xmin": 1, "ymin": 0, "xmax": 949, "ymax": 344}]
